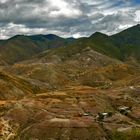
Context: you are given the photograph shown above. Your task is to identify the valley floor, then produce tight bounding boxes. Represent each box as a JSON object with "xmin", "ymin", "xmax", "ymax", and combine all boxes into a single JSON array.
[{"xmin": 0, "ymin": 86, "xmax": 140, "ymax": 140}]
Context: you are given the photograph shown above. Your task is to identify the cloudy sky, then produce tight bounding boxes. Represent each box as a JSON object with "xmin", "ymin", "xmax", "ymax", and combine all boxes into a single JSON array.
[{"xmin": 0, "ymin": 0, "xmax": 140, "ymax": 39}]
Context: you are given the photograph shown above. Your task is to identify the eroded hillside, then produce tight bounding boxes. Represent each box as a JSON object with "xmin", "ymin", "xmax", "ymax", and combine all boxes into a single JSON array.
[{"xmin": 0, "ymin": 25, "xmax": 140, "ymax": 139}]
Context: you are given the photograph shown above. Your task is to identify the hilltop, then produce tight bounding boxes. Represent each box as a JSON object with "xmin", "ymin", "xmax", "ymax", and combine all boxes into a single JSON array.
[{"xmin": 1, "ymin": 24, "xmax": 140, "ymax": 65}]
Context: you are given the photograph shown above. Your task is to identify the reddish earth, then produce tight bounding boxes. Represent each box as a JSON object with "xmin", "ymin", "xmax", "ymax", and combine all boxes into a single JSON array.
[{"xmin": 0, "ymin": 86, "xmax": 140, "ymax": 139}]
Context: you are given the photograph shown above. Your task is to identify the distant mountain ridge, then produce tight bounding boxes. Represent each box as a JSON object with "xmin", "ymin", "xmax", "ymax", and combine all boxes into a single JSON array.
[
  {"xmin": 0, "ymin": 24, "xmax": 140, "ymax": 64},
  {"xmin": 0, "ymin": 34, "xmax": 74, "ymax": 64}
]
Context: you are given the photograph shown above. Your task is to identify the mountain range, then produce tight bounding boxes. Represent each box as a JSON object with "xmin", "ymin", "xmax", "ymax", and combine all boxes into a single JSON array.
[
  {"xmin": 0, "ymin": 24, "xmax": 140, "ymax": 65},
  {"xmin": 0, "ymin": 24, "xmax": 140, "ymax": 140}
]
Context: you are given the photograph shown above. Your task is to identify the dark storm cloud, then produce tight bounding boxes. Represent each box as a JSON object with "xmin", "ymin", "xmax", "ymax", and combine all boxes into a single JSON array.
[{"xmin": 0, "ymin": 0, "xmax": 140, "ymax": 39}]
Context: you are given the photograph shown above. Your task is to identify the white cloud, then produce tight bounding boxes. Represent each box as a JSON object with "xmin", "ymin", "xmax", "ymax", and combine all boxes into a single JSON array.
[
  {"xmin": 0, "ymin": 22, "xmax": 73, "ymax": 39},
  {"xmin": 0, "ymin": 0, "xmax": 140, "ymax": 39},
  {"xmin": 73, "ymin": 32, "xmax": 84, "ymax": 38},
  {"xmin": 49, "ymin": 8, "xmax": 82, "ymax": 18},
  {"xmin": 135, "ymin": 10, "xmax": 140, "ymax": 22},
  {"xmin": 47, "ymin": 0, "xmax": 82, "ymax": 18}
]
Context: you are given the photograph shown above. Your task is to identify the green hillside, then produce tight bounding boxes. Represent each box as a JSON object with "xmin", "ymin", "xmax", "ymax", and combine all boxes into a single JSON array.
[
  {"xmin": 0, "ymin": 34, "xmax": 70, "ymax": 64},
  {"xmin": 0, "ymin": 24, "xmax": 140, "ymax": 65},
  {"xmin": 111, "ymin": 24, "xmax": 140, "ymax": 61}
]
